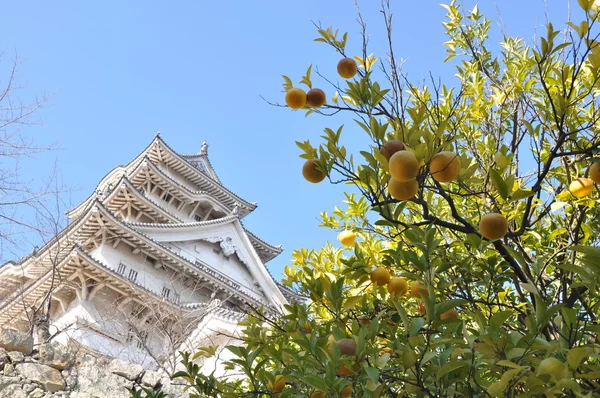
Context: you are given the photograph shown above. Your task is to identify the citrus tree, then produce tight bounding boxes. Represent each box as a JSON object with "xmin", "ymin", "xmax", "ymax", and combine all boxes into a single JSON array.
[{"xmin": 162, "ymin": 1, "xmax": 600, "ymax": 397}]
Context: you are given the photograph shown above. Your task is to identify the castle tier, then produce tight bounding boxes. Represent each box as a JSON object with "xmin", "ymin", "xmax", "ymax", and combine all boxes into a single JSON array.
[{"xmin": 0, "ymin": 135, "xmax": 298, "ymax": 373}]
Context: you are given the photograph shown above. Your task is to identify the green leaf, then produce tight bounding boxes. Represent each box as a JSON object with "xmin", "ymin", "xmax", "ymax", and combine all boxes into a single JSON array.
[
  {"xmin": 567, "ymin": 347, "xmax": 592, "ymax": 370},
  {"xmin": 512, "ymin": 188, "xmax": 535, "ymax": 200},
  {"xmin": 409, "ymin": 317, "xmax": 424, "ymax": 336},
  {"xmin": 437, "ymin": 360, "xmax": 468, "ymax": 380},
  {"xmin": 343, "ymin": 295, "xmax": 362, "ymax": 310},
  {"xmin": 490, "ymin": 311, "xmax": 513, "ymax": 329},
  {"xmin": 300, "ymin": 375, "xmax": 328, "ymax": 392},
  {"xmin": 496, "ymin": 360, "xmax": 522, "ymax": 369},
  {"xmin": 435, "ymin": 299, "xmax": 468, "ymax": 317},
  {"xmin": 490, "ymin": 169, "xmax": 508, "ymax": 199},
  {"xmin": 365, "ymin": 367, "xmax": 380, "ymax": 382},
  {"xmin": 569, "ymin": 245, "xmax": 600, "ymax": 259}
]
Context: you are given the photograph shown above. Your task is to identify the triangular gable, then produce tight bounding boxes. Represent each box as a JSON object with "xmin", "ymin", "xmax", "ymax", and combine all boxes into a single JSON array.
[{"xmin": 128, "ymin": 219, "xmax": 288, "ymax": 309}]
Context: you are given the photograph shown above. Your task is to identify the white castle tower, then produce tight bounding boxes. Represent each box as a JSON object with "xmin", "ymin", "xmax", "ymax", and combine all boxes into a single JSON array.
[{"xmin": 0, "ymin": 135, "xmax": 298, "ymax": 372}]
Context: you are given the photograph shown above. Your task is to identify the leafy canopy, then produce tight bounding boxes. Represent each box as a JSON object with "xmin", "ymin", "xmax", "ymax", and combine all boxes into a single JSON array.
[{"xmin": 161, "ymin": 1, "xmax": 600, "ymax": 397}]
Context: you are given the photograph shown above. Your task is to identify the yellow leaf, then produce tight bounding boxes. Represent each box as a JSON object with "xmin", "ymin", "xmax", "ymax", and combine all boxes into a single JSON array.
[{"xmin": 343, "ymin": 295, "xmax": 362, "ymax": 310}]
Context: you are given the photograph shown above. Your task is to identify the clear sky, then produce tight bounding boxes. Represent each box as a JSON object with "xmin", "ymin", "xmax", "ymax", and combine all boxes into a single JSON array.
[{"xmin": 0, "ymin": 1, "xmax": 578, "ymax": 277}]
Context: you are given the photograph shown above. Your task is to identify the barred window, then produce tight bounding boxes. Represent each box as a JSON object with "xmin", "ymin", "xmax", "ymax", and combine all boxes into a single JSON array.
[
  {"xmin": 117, "ymin": 262, "xmax": 126, "ymax": 275},
  {"xmin": 128, "ymin": 269, "xmax": 138, "ymax": 282}
]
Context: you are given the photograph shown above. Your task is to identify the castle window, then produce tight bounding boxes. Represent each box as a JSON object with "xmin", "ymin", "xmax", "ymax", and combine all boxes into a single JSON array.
[
  {"xmin": 117, "ymin": 262, "xmax": 127, "ymax": 275},
  {"xmin": 162, "ymin": 192, "xmax": 172, "ymax": 203},
  {"xmin": 161, "ymin": 286, "xmax": 171, "ymax": 299},
  {"xmin": 128, "ymin": 269, "xmax": 138, "ymax": 282},
  {"xmin": 173, "ymin": 293, "xmax": 180, "ymax": 304},
  {"xmin": 194, "ymin": 214, "xmax": 202, "ymax": 222}
]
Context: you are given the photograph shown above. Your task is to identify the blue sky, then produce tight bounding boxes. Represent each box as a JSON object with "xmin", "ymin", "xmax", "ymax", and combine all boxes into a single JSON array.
[{"xmin": 0, "ymin": 1, "xmax": 577, "ymax": 277}]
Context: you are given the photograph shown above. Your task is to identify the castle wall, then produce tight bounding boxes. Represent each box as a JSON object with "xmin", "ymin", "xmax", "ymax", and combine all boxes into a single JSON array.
[{"xmin": 88, "ymin": 242, "xmax": 209, "ymax": 305}]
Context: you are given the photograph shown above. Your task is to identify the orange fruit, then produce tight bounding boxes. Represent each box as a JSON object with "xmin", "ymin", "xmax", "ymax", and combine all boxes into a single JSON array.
[
  {"xmin": 335, "ymin": 338, "xmax": 357, "ymax": 356},
  {"xmin": 388, "ymin": 178, "xmax": 418, "ymax": 200},
  {"xmin": 379, "ymin": 140, "xmax": 405, "ymax": 160},
  {"xmin": 371, "ymin": 267, "xmax": 391, "ymax": 286},
  {"xmin": 440, "ymin": 309, "xmax": 459, "ymax": 320},
  {"xmin": 340, "ymin": 385, "xmax": 353, "ymax": 398},
  {"xmin": 337, "ymin": 57, "xmax": 358, "ymax": 79},
  {"xmin": 589, "ymin": 162, "xmax": 600, "ymax": 184},
  {"xmin": 306, "ymin": 88, "xmax": 327, "ymax": 107},
  {"xmin": 410, "ymin": 281, "xmax": 428, "ymax": 299},
  {"xmin": 285, "ymin": 88, "xmax": 307, "ymax": 109},
  {"xmin": 302, "ymin": 159, "xmax": 326, "ymax": 183},
  {"xmin": 338, "ymin": 230, "xmax": 356, "ymax": 246},
  {"xmin": 389, "ymin": 150, "xmax": 419, "ymax": 182},
  {"xmin": 429, "ymin": 151, "xmax": 461, "ymax": 182},
  {"xmin": 388, "ymin": 277, "xmax": 408, "ymax": 296},
  {"xmin": 569, "ymin": 177, "xmax": 594, "ymax": 198},
  {"xmin": 479, "ymin": 213, "xmax": 509, "ymax": 240},
  {"xmin": 336, "ymin": 363, "xmax": 356, "ymax": 376}
]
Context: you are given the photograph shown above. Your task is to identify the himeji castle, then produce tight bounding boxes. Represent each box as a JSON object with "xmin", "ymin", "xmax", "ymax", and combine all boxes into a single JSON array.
[{"xmin": 0, "ymin": 134, "xmax": 298, "ymax": 373}]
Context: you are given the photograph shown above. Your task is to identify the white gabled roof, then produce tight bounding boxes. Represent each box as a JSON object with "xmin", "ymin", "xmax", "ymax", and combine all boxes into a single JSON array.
[
  {"xmin": 127, "ymin": 217, "xmax": 289, "ymax": 309},
  {"xmin": 67, "ymin": 135, "xmax": 257, "ymax": 220}
]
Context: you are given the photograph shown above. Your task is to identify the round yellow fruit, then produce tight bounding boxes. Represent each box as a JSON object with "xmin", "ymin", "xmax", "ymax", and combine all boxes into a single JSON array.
[
  {"xmin": 410, "ymin": 281, "xmax": 428, "ymax": 299},
  {"xmin": 388, "ymin": 277, "xmax": 408, "ymax": 296},
  {"xmin": 389, "ymin": 150, "xmax": 419, "ymax": 182},
  {"xmin": 302, "ymin": 159, "xmax": 326, "ymax": 183},
  {"xmin": 335, "ymin": 338, "xmax": 357, "ymax": 356},
  {"xmin": 340, "ymin": 385, "xmax": 353, "ymax": 398},
  {"xmin": 589, "ymin": 162, "xmax": 600, "ymax": 184},
  {"xmin": 440, "ymin": 309, "xmax": 459, "ymax": 320},
  {"xmin": 569, "ymin": 177, "xmax": 594, "ymax": 198},
  {"xmin": 388, "ymin": 178, "xmax": 418, "ymax": 200},
  {"xmin": 371, "ymin": 267, "xmax": 391, "ymax": 286},
  {"xmin": 338, "ymin": 230, "xmax": 356, "ymax": 246},
  {"xmin": 479, "ymin": 213, "xmax": 509, "ymax": 240},
  {"xmin": 285, "ymin": 88, "xmax": 307, "ymax": 109},
  {"xmin": 310, "ymin": 391, "xmax": 326, "ymax": 398},
  {"xmin": 429, "ymin": 151, "xmax": 461, "ymax": 182},
  {"xmin": 337, "ymin": 57, "xmax": 358, "ymax": 79},
  {"xmin": 268, "ymin": 375, "xmax": 285, "ymax": 392},
  {"xmin": 306, "ymin": 88, "xmax": 326, "ymax": 107},
  {"xmin": 379, "ymin": 140, "xmax": 405, "ymax": 160}
]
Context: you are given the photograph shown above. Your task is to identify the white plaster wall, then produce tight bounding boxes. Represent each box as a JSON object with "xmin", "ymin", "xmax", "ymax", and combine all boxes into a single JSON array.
[
  {"xmin": 88, "ymin": 242, "xmax": 208, "ymax": 304},
  {"xmin": 177, "ymin": 313, "xmax": 245, "ymax": 379},
  {"xmin": 136, "ymin": 221, "xmax": 287, "ymax": 307},
  {"xmin": 172, "ymin": 240, "xmax": 263, "ymax": 301},
  {"xmin": 52, "ymin": 298, "xmax": 159, "ymax": 369}
]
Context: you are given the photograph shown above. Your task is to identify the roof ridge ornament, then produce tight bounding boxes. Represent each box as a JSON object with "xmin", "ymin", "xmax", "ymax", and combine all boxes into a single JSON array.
[
  {"xmin": 200, "ymin": 141, "xmax": 209, "ymax": 155},
  {"xmin": 232, "ymin": 202, "xmax": 240, "ymax": 217}
]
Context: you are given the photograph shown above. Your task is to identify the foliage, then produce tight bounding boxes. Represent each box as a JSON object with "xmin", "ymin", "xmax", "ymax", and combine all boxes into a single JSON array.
[{"xmin": 164, "ymin": 1, "xmax": 600, "ymax": 396}]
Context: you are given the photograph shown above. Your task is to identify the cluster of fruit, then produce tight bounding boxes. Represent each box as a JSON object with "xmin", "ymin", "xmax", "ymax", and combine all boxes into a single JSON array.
[
  {"xmin": 568, "ymin": 162, "xmax": 600, "ymax": 198},
  {"xmin": 337, "ymin": 229, "xmax": 458, "ymax": 315},
  {"xmin": 284, "ymin": 57, "xmax": 358, "ymax": 111}
]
